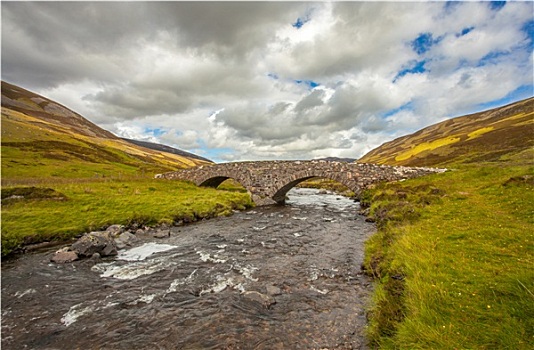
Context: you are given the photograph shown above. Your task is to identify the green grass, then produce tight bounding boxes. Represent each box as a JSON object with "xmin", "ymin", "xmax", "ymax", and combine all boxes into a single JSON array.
[
  {"xmin": 362, "ymin": 164, "xmax": 534, "ymax": 349},
  {"xmin": 1, "ymin": 178, "xmax": 253, "ymax": 257},
  {"xmin": 297, "ymin": 178, "xmax": 356, "ymax": 197},
  {"xmin": 1, "ymin": 142, "xmax": 178, "ymax": 180}
]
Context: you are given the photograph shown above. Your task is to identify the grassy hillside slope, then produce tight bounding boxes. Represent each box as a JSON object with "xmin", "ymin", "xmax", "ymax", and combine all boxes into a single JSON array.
[
  {"xmin": 359, "ymin": 97, "xmax": 534, "ymax": 167},
  {"xmin": 1, "ymin": 82, "xmax": 254, "ymax": 258},
  {"xmin": 1, "ymin": 81, "xmax": 211, "ymax": 184},
  {"xmin": 358, "ymin": 98, "xmax": 534, "ymax": 348}
]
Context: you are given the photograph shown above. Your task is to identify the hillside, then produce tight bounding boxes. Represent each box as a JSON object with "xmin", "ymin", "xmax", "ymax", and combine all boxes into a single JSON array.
[
  {"xmin": 122, "ymin": 138, "xmax": 212, "ymax": 163},
  {"xmin": 358, "ymin": 97, "xmax": 534, "ymax": 347},
  {"xmin": 358, "ymin": 97, "xmax": 534, "ymax": 167},
  {"xmin": 1, "ymin": 81, "xmax": 212, "ymax": 183}
]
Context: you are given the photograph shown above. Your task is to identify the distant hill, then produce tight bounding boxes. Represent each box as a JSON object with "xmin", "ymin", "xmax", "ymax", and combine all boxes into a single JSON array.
[
  {"xmin": 315, "ymin": 157, "xmax": 357, "ymax": 163},
  {"xmin": 122, "ymin": 138, "xmax": 212, "ymax": 163},
  {"xmin": 358, "ymin": 97, "xmax": 534, "ymax": 167},
  {"xmin": 1, "ymin": 81, "xmax": 211, "ymax": 182}
]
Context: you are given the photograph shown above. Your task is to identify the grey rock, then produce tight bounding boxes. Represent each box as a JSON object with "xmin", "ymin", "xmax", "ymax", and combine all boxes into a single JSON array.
[
  {"xmin": 50, "ymin": 248, "xmax": 78, "ymax": 263},
  {"xmin": 126, "ymin": 231, "xmax": 138, "ymax": 242},
  {"xmin": 71, "ymin": 231, "xmax": 118, "ymax": 257},
  {"xmin": 114, "ymin": 232, "xmax": 138, "ymax": 249},
  {"xmin": 105, "ymin": 224, "xmax": 123, "ymax": 237},
  {"xmin": 135, "ymin": 229, "xmax": 145, "ymax": 235},
  {"xmin": 101, "ymin": 243, "xmax": 117, "ymax": 256},
  {"xmin": 153, "ymin": 230, "xmax": 170, "ymax": 239},
  {"xmin": 242, "ymin": 291, "xmax": 276, "ymax": 308}
]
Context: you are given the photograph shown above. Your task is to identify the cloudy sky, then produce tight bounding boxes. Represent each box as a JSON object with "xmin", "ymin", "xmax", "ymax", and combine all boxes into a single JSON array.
[{"xmin": 2, "ymin": 1, "xmax": 533, "ymax": 162}]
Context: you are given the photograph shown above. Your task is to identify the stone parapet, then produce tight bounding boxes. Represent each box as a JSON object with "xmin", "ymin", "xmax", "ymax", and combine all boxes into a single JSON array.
[{"xmin": 156, "ymin": 161, "xmax": 446, "ymax": 205}]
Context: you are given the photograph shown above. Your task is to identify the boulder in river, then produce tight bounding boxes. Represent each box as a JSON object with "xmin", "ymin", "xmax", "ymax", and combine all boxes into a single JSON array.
[
  {"xmin": 71, "ymin": 231, "xmax": 118, "ymax": 257},
  {"xmin": 153, "ymin": 229, "xmax": 171, "ymax": 239},
  {"xmin": 114, "ymin": 232, "xmax": 138, "ymax": 249},
  {"xmin": 50, "ymin": 247, "xmax": 79, "ymax": 263}
]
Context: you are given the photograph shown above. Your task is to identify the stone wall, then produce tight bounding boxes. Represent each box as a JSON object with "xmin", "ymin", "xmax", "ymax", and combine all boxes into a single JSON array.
[{"xmin": 157, "ymin": 161, "xmax": 446, "ymax": 205}]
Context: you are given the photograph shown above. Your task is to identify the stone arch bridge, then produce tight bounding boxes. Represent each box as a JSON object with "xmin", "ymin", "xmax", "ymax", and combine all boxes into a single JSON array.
[{"xmin": 157, "ymin": 160, "xmax": 445, "ymax": 206}]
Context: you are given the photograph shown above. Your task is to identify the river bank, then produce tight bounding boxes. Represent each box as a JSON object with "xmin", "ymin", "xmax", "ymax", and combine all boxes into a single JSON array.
[
  {"xmin": 1, "ymin": 178, "xmax": 253, "ymax": 257},
  {"xmin": 361, "ymin": 164, "xmax": 533, "ymax": 348}
]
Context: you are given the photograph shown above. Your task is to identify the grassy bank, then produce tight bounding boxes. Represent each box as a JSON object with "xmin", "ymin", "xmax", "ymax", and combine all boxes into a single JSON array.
[
  {"xmin": 362, "ymin": 163, "xmax": 533, "ymax": 349},
  {"xmin": 298, "ymin": 178, "xmax": 356, "ymax": 197},
  {"xmin": 1, "ymin": 178, "xmax": 253, "ymax": 257}
]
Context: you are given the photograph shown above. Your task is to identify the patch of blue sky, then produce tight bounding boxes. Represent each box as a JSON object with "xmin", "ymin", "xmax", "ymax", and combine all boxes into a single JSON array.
[
  {"xmin": 201, "ymin": 148, "xmax": 235, "ymax": 164},
  {"xmin": 382, "ymin": 101, "xmax": 414, "ymax": 118},
  {"xmin": 195, "ymin": 139, "xmax": 234, "ymax": 163},
  {"xmin": 475, "ymin": 85, "xmax": 533, "ymax": 111},
  {"xmin": 393, "ymin": 60, "xmax": 427, "ymax": 82},
  {"xmin": 292, "ymin": 14, "xmax": 311, "ymax": 29},
  {"xmin": 522, "ymin": 19, "xmax": 534, "ymax": 44},
  {"xmin": 145, "ymin": 127, "xmax": 165, "ymax": 137},
  {"xmin": 411, "ymin": 33, "xmax": 442, "ymax": 55},
  {"xmin": 444, "ymin": 1, "xmax": 461, "ymax": 12},
  {"xmin": 267, "ymin": 73, "xmax": 279, "ymax": 80},
  {"xmin": 457, "ymin": 26, "xmax": 475, "ymax": 37},
  {"xmin": 489, "ymin": 1, "xmax": 507, "ymax": 11},
  {"xmin": 295, "ymin": 79, "xmax": 320, "ymax": 89},
  {"xmin": 475, "ymin": 50, "xmax": 521, "ymax": 68}
]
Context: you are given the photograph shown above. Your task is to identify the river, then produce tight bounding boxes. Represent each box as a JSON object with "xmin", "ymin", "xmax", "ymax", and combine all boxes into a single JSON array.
[{"xmin": 1, "ymin": 188, "xmax": 375, "ymax": 349}]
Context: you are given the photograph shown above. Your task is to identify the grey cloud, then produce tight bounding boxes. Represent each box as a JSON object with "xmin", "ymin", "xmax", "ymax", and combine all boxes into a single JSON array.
[
  {"xmin": 2, "ymin": 2, "xmax": 305, "ymax": 90},
  {"xmin": 2, "ymin": 1, "xmax": 531, "ymax": 162},
  {"xmin": 216, "ymin": 106, "xmax": 302, "ymax": 143},
  {"xmin": 86, "ymin": 86, "xmax": 193, "ymax": 119},
  {"xmin": 294, "ymin": 89, "xmax": 325, "ymax": 112},
  {"xmin": 306, "ymin": 83, "xmax": 386, "ymax": 130},
  {"xmin": 360, "ymin": 115, "xmax": 390, "ymax": 133},
  {"xmin": 1, "ymin": 2, "xmax": 150, "ymax": 88},
  {"xmin": 149, "ymin": 2, "xmax": 305, "ymax": 56},
  {"xmin": 84, "ymin": 59, "xmax": 270, "ymax": 118}
]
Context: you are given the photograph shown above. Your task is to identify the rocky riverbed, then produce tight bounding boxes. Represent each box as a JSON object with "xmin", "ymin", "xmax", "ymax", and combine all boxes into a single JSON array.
[{"xmin": 1, "ymin": 188, "xmax": 375, "ymax": 349}]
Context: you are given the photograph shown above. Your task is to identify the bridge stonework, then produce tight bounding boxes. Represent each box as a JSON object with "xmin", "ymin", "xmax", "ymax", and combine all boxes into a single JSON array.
[{"xmin": 157, "ymin": 161, "xmax": 445, "ymax": 206}]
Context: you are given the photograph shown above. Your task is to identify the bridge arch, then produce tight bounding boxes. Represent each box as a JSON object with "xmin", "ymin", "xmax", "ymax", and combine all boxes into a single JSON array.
[
  {"xmin": 271, "ymin": 170, "xmax": 359, "ymax": 204},
  {"xmin": 194, "ymin": 171, "xmax": 252, "ymax": 193}
]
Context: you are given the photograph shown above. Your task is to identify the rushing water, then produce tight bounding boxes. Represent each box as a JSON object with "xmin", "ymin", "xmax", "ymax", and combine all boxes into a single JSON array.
[{"xmin": 1, "ymin": 188, "xmax": 375, "ymax": 349}]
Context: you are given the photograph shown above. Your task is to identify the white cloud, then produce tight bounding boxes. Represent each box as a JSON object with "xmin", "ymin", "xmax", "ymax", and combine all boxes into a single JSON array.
[{"xmin": 2, "ymin": 1, "xmax": 532, "ymax": 163}]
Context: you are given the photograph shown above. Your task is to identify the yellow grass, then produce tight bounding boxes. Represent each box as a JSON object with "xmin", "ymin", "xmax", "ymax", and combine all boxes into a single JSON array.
[
  {"xmin": 467, "ymin": 126, "xmax": 494, "ymax": 140},
  {"xmin": 395, "ymin": 136, "xmax": 461, "ymax": 161}
]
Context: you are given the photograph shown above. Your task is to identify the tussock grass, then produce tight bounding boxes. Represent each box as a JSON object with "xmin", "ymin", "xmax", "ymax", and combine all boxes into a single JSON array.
[
  {"xmin": 1, "ymin": 178, "xmax": 253, "ymax": 257},
  {"xmin": 362, "ymin": 164, "xmax": 534, "ymax": 349}
]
